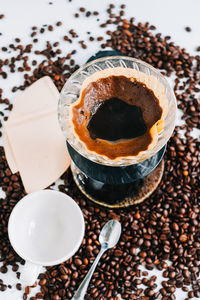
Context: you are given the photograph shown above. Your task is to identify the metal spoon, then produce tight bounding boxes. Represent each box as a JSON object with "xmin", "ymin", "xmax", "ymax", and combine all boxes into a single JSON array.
[{"xmin": 72, "ymin": 219, "xmax": 122, "ymax": 300}]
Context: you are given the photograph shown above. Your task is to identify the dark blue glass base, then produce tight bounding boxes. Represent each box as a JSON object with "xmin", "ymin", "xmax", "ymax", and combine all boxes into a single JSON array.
[{"xmin": 67, "ymin": 142, "xmax": 166, "ymax": 185}]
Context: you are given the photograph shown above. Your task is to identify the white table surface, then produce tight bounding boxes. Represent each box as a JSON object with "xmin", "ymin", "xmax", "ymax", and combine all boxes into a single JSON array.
[{"xmin": 0, "ymin": 0, "xmax": 200, "ymax": 299}]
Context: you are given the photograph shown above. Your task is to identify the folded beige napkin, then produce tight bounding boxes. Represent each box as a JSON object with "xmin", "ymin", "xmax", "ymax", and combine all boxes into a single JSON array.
[{"xmin": 4, "ymin": 76, "xmax": 70, "ymax": 193}]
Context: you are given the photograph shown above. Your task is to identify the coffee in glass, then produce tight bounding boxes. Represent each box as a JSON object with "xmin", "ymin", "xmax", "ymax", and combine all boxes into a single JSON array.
[{"xmin": 58, "ymin": 56, "xmax": 176, "ymax": 207}]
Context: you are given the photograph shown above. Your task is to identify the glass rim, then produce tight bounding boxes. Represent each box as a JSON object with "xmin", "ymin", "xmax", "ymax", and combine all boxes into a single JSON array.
[{"xmin": 62, "ymin": 55, "xmax": 172, "ymax": 87}]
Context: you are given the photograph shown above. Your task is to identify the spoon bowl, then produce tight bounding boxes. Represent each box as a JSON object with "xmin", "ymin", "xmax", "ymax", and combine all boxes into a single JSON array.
[{"xmin": 99, "ymin": 219, "xmax": 121, "ymax": 248}]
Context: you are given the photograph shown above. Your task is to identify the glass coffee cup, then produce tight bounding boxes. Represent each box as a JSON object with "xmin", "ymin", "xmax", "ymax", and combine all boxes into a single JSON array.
[{"xmin": 58, "ymin": 56, "xmax": 176, "ymax": 208}]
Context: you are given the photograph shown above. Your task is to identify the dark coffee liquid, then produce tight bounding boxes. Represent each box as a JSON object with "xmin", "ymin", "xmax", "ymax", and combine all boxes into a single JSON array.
[
  {"xmin": 87, "ymin": 97, "xmax": 147, "ymax": 141},
  {"xmin": 71, "ymin": 75, "xmax": 162, "ymax": 159}
]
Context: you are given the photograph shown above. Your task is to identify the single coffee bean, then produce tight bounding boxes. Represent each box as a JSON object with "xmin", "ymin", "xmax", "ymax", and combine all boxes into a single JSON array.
[
  {"xmin": 0, "ymin": 266, "xmax": 8, "ymax": 274},
  {"xmin": 74, "ymin": 258, "xmax": 82, "ymax": 266},
  {"xmin": 16, "ymin": 283, "xmax": 22, "ymax": 290},
  {"xmin": 39, "ymin": 278, "xmax": 47, "ymax": 286}
]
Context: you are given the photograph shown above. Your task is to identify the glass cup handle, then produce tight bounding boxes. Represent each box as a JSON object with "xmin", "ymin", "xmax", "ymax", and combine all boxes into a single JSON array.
[{"xmin": 20, "ymin": 261, "xmax": 42, "ymax": 287}]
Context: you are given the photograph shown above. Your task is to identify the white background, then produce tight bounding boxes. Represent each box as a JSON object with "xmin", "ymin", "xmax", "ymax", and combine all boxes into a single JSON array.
[{"xmin": 0, "ymin": 0, "xmax": 200, "ymax": 299}]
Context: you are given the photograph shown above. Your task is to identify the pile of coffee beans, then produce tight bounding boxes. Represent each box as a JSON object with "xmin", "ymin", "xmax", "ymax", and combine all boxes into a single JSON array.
[{"xmin": 0, "ymin": 3, "xmax": 199, "ymax": 300}]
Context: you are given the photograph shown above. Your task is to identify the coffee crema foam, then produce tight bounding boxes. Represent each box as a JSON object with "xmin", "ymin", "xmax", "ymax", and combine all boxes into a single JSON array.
[{"xmin": 69, "ymin": 67, "xmax": 168, "ymax": 160}]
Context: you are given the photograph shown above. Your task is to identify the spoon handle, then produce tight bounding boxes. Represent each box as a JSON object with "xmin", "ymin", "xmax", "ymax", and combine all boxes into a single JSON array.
[{"xmin": 71, "ymin": 246, "xmax": 107, "ymax": 300}]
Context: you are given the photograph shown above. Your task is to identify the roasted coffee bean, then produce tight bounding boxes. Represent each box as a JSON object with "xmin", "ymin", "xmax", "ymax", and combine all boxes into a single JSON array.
[
  {"xmin": 35, "ymin": 292, "xmax": 44, "ymax": 299},
  {"xmin": 16, "ymin": 283, "xmax": 22, "ymax": 290},
  {"xmin": 56, "ymin": 21, "xmax": 62, "ymax": 26},
  {"xmin": 188, "ymin": 290, "xmax": 194, "ymax": 298},
  {"xmin": 183, "ymin": 270, "xmax": 190, "ymax": 278},
  {"xmin": 48, "ymin": 25, "xmax": 53, "ymax": 31},
  {"xmin": 179, "ymin": 234, "xmax": 188, "ymax": 242},
  {"xmin": 185, "ymin": 26, "xmax": 192, "ymax": 32},
  {"xmin": 0, "ymin": 266, "xmax": 8, "ymax": 273},
  {"xmin": 74, "ymin": 258, "xmax": 82, "ymax": 266},
  {"xmin": 39, "ymin": 278, "xmax": 47, "ymax": 286},
  {"xmin": 169, "ymin": 271, "xmax": 176, "ymax": 279},
  {"xmin": 0, "ymin": 285, "xmax": 7, "ymax": 291}
]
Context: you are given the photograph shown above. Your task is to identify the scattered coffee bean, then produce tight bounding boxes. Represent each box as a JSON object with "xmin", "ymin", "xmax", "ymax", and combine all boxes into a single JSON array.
[
  {"xmin": 48, "ymin": 25, "xmax": 53, "ymax": 31},
  {"xmin": 85, "ymin": 11, "xmax": 91, "ymax": 17},
  {"xmin": 0, "ymin": 266, "xmax": 8, "ymax": 273},
  {"xmin": 0, "ymin": 284, "xmax": 7, "ymax": 291},
  {"xmin": 56, "ymin": 21, "xmax": 62, "ymax": 26},
  {"xmin": 39, "ymin": 278, "xmax": 47, "ymax": 286},
  {"xmin": 185, "ymin": 26, "xmax": 192, "ymax": 32},
  {"xmin": 1, "ymin": 47, "xmax": 7, "ymax": 51},
  {"xmin": 16, "ymin": 283, "xmax": 22, "ymax": 290}
]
